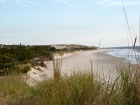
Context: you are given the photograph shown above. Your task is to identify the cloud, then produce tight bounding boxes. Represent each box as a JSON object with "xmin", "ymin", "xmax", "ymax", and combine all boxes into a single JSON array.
[
  {"xmin": 15, "ymin": 0, "xmax": 37, "ymax": 6},
  {"xmin": 0, "ymin": 0, "xmax": 6, "ymax": 2},
  {"xmin": 56, "ymin": 0, "xmax": 78, "ymax": 7},
  {"xmin": 56, "ymin": 0, "xmax": 67, "ymax": 4},
  {"xmin": 56, "ymin": 0, "xmax": 77, "ymax": 7},
  {"xmin": 97, "ymin": 0, "xmax": 140, "ymax": 6},
  {"xmin": 16, "ymin": 0, "xmax": 33, "ymax": 4}
]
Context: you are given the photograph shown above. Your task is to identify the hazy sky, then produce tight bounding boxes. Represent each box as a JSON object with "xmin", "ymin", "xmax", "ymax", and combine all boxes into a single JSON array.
[{"xmin": 0, "ymin": 0, "xmax": 140, "ymax": 47}]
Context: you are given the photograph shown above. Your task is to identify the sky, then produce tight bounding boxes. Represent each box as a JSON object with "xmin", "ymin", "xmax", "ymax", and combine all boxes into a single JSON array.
[{"xmin": 0, "ymin": 0, "xmax": 140, "ymax": 47}]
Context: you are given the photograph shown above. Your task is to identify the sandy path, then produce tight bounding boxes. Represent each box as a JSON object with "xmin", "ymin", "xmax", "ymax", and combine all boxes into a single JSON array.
[{"xmin": 27, "ymin": 49, "xmax": 128, "ymax": 86}]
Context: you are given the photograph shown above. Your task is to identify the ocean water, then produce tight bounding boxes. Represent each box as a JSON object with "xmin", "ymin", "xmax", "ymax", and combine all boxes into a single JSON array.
[{"xmin": 105, "ymin": 46, "xmax": 140, "ymax": 64}]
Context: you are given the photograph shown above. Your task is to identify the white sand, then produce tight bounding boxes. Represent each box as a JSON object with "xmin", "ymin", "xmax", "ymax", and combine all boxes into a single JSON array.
[{"xmin": 27, "ymin": 49, "xmax": 128, "ymax": 86}]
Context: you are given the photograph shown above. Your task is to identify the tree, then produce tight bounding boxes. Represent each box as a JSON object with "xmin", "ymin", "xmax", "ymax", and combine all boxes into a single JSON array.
[{"xmin": 0, "ymin": 54, "xmax": 13, "ymax": 75}]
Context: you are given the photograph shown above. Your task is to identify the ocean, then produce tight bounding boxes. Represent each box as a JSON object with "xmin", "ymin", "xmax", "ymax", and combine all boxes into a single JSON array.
[{"xmin": 103, "ymin": 46, "xmax": 140, "ymax": 64}]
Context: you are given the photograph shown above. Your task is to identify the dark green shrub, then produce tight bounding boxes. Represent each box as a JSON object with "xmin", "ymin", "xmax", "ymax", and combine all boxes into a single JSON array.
[{"xmin": 19, "ymin": 66, "xmax": 30, "ymax": 73}]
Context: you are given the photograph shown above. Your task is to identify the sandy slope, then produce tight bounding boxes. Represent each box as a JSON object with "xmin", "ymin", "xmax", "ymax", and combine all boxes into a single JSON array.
[
  {"xmin": 53, "ymin": 50, "xmax": 84, "ymax": 59},
  {"xmin": 27, "ymin": 49, "xmax": 128, "ymax": 86}
]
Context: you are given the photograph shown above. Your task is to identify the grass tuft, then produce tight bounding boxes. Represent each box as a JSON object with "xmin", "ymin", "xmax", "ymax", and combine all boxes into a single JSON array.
[{"xmin": 0, "ymin": 66, "xmax": 140, "ymax": 105}]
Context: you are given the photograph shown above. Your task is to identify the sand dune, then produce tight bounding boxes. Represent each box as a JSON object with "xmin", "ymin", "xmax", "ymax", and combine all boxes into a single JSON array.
[{"xmin": 27, "ymin": 49, "xmax": 127, "ymax": 86}]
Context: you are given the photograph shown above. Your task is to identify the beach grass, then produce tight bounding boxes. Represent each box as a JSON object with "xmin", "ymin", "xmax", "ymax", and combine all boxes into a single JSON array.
[
  {"xmin": 0, "ymin": 65, "xmax": 140, "ymax": 105},
  {"xmin": 0, "ymin": 76, "xmax": 32, "ymax": 105}
]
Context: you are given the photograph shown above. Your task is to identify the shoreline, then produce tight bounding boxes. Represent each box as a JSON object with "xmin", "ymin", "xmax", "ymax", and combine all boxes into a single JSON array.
[{"xmin": 27, "ymin": 49, "xmax": 129, "ymax": 86}]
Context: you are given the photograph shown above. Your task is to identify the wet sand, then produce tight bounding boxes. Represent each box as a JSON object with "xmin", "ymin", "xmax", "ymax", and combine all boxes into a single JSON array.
[{"xmin": 27, "ymin": 49, "xmax": 128, "ymax": 85}]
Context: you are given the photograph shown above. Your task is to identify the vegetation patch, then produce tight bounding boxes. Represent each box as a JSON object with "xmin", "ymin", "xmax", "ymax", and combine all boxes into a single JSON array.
[{"xmin": 0, "ymin": 67, "xmax": 140, "ymax": 105}]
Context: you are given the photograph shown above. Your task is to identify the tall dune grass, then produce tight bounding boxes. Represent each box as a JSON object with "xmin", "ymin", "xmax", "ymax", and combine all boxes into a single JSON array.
[
  {"xmin": 0, "ymin": 66, "xmax": 140, "ymax": 105},
  {"xmin": 0, "ymin": 76, "xmax": 31, "ymax": 105}
]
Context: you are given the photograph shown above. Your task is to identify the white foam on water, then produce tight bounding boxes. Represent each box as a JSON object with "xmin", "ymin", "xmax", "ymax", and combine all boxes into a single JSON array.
[{"xmin": 107, "ymin": 49, "xmax": 140, "ymax": 64}]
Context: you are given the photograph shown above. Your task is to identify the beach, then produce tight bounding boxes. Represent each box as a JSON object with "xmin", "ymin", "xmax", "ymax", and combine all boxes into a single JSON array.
[{"xmin": 27, "ymin": 49, "xmax": 128, "ymax": 85}]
